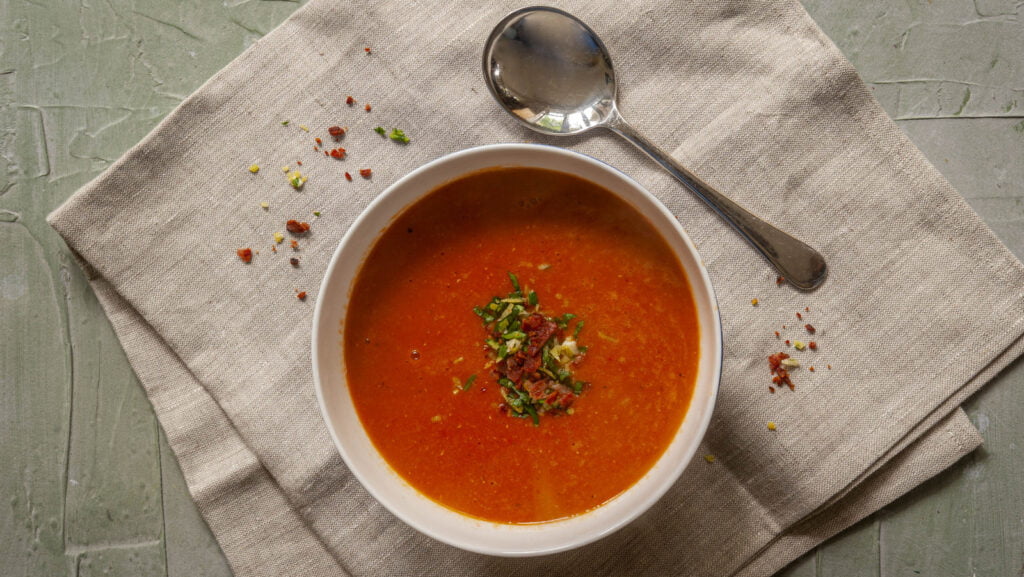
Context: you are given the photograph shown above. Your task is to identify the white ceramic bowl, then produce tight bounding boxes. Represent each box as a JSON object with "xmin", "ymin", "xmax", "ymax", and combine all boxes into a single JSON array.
[{"xmin": 312, "ymin": 144, "xmax": 721, "ymax": 557}]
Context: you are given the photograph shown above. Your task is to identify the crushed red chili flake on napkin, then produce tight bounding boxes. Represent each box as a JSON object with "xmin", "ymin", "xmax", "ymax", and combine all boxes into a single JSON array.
[
  {"xmin": 286, "ymin": 220, "xmax": 310, "ymax": 234},
  {"xmin": 236, "ymin": 248, "xmax": 253, "ymax": 263},
  {"xmin": 359, "ymin": 168, "xmax": 372, "ymax": 178},
  {"xmin": 328, "ymin": 126, "xmax": 345, "ymax": 140},
  {"xmin": 768, "ymin": 352, "xmax": 796, "ymax": 392}
]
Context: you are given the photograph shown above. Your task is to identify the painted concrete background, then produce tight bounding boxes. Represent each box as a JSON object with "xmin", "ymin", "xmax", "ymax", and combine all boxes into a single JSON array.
[{"xmin": 1, "ymin": 0, "xmax": 1021, "ymax": 575}]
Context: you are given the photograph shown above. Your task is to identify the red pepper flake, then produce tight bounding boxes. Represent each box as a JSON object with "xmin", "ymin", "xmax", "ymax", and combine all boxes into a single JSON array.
[
  {"xmin": 808, "ymin": 341, "xmax": 817, "ymax": 350},
  {"xmin": 271, "ymin": 246, "xmax": 277, "ymax": 253},
  {"xmin": 782, "ymin": 325, "xmax": 787, "ymax": 329},
  {"xmin": 324, "ymin": 151, "xmax": 330, "ymax": 156},
  {"xmin": 289, "ymin": 257, "xmax": 299, "ymax": 267},
  {"xmin": 769, "ymin": 386, "xmax": 776, "ymax": 394},
  {"xmin": 768, "ymin": 352, "xmax": 795, "ymax": 391},
  {"xmin": 805, "ymin": 324, "xmax": 816, "ymax": 334},
  {"xmin": 785, "ymin": 340, "xmax": 791, "ymax": 346},
  {"xmin": 364, "ymin": 46, "xmax": 371, "ymax": 54},
  {"xmin": 796, "ymin": 312, "xmax": 803, "ymax": 320},
  {"xmin": 286, "ymin": 220, "xmax": 311, "ymax": 234},
  {"xmin": 774, "ymin": 330, "xmax": 780, "ymax": 338},
  {"xmin": 296, "ymin": 160, "xmax": 302, "ymax": 166},
  {"xmin": 359, "ymin": 168, "xmax": 372, "ymax": 178},
  {"xmin": 297, "ymin": 291, "xmax": 307, "ymax": 301},
  {"xmin": 327, "ymin": 126, "xmax": 345, "ymax": 140},
  {"xmin": 315, "ymin": 137, "xmax": 322, "ymax": 145},
  {"xmin": 329, "ymin": 147, "xmax": 347, "ymax": 159},
  {"xmin": 805, "ymin": 307, "xmax": 810, "ymax": 312},
  {"xmin": 346, "ymin": 95, "xmax": 356, "ymax": 105},
  {"xmin": 290, "ymin": 239, "xmax": 299, "ymax": 250},
  {"xmin": 344, "ymin": 172, "xmax": 353, "ymax": 181},
  {"xmin": 364, "ymin": 103, "xmax": 372, "ymax": 112},
  {"xmin": 808, "ymin": 366, "xmax": 816, "ymax": 372},
  {"xmin": 827, "ymin": 364, "xmax": 832, "ymax": 370},
  {"xmin": 776, "ymin": 276, "xmax": 785, "ymax": 285},
  {"xmin": 236, "ymin": 248, "xmax": 253, "ymax": 263},
  {"xmin": 313, "ymin": 146, "xmax": 319, "ymax": 152}
]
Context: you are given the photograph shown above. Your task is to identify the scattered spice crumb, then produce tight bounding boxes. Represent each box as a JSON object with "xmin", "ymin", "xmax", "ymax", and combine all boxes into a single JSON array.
[
  {"xmin": 781, "ymin": 358, "xmax": 800, "ymax": 368},
  {"xmin": 774, "ymin": 330, "xmax": 780, "ymax": 338},
  {"xmin": 273, "ymin": 232, "xmax": 284, "ymax": 244},
  {"xmin": 782, "ymin": 325, "xmax": 787, "ymax": 329},
  {"xmin": 827, "ymin": 364, "xmax": 832, "ymax": 370},
  {"xmin": 364, "ymin": 46, "xmax": 371, "ymax": 54},
  {"xmin": 359, "ymin": 168, "xmax": 372, "ymax": 178},
  {"xmin": 260, "ymin": 201, "xmax": 269, "ymax": 209},
  {"xmin": 704, "ymin": 455, "xmax": 715, "ymax": 463},
  {"xmin": 793, "ymin": 340, "xmax": 806, "ymax": 351},
  {"xmin": 785, "ymin": 339, "xmax": 791, "ymax": 346},
  {"xmin": 236, "ymin": 248, "xmax": 253, "ymax": 263},
  {"xmin": 296, "ymin": 160, "xmax": 302, "ymax": 166},
  {"xmin": 315, "ymin": 137, "xmax": 322, "ymax": 145},
  {"xmin": 776, "ymin": 276, "xmax": 785, "ymax": 285},
  {"xmin": 808, "ymin": 341, "xmax": 817, "ymax": 350},
  {"xmin": 271, "ymin": 246, "xmax": 277, "ymax": 253},
  {"xmin": 805, "ymin": 324, "xmax": 816, "ymax": 334},
  {"xmin": 805, "ymin": 307, "xmax": 810, "ymax": 312},
  {"xmin": 328, "ymin": 126, "xmax": 345, "ymax": 140},
  {"xmin": 796, "ymin": 312, "xmax": 803, "ymax": 320},
  {"xmin": 751, "ymin": 298, "xmax": 759, "ymax": 306},
  {"xmin": 538, "ymin": 263, "xmax": 551, "ymax": 270},
  {"xmin": 345, "ymin": 172, "xmax": 353, "ymax": 181},
  {"xmin": 346, "ymin": 95, "xmax": 356, "ymax": 105},
  {"xmin": 290, "ymin": 239, "xmax": 299, "ymax": 250},
  {"xmin": 768, "ymin": 352, "xmax": 795, "ymax": 391},
  {"xmin": 767, "ymin": 421, "xmax": 777, "ymax": 431},
  {"xmin": 364, "ymin": 103, "xmax": 372, "ymax": 112},
  {"xmin": 286, "ymin": 220, "xmax": 311, "ymax": 234},
  {"xmin": 297, "ymin": 291, "xmax": 307, "ymax": 301},
  {"xmin": 299, "ymin": 124, "xmax": 309, "ymax": 132},
  {"xmin": 248, "ymin": 164, "xmax": 260, "ymax": 174},
  {"xmin": 288, "ymin": 171, "xmax": 307, "ymax": 189},
  {"xmin": 769, "ymin": 386, "xmax": 776, "ymax": 394},
  {"xmin": 329, "ymin": 147, "xmax": 346, "ymax": 159},
  {"xmin": 281, "ymin": 165, "xmax": 290, "ymax": 172},
  {"xmin": 289, "ymin": 257, "xmax": 300, "ymax": 267},
  {"xmin": 809, "ymin": 366, "xmax": 815, "ymax": 372}
]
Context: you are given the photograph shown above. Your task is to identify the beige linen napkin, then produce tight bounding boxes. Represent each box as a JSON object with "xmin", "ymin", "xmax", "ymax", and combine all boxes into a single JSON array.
[{"xmin": 48, "ymin": 0, "xmax": 1024, "ymax": 575}]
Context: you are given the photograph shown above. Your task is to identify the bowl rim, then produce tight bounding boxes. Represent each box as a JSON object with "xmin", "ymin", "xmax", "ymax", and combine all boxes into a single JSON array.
[{"xmin": 311, "ymin": 143, "xmax": 722, "ymax": 557}]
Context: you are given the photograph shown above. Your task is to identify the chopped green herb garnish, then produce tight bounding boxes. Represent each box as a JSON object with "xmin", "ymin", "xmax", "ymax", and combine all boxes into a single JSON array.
[
  {"xmin": 388, "ymin": 128, "xmax": 410, "ymax": 144},
  {"xmin": 473, "ymin": 272, "xmax": 588, "ymax": 425},
  {"xmin": 374, "ymin": 126, "xmax": 386, "ymax": 135},
  {"xmin": 313, "ymin": 211, "xmax": 321, "ymax": 217},
  {"xmin": 462, "ymin": 374, "xmax": 477, "ymax": 391},
  {"xmin": 281, "ymin": 120, "xmax": 290, "ymax": 126}
]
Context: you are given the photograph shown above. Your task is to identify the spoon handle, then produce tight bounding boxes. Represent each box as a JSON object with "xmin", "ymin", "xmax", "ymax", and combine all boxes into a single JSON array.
[{"xmin": 606, "ymin": 115, "xmax": 827, "ymax": 290}]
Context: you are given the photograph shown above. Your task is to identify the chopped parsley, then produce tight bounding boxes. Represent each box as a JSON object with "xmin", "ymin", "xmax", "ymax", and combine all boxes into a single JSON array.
[
  {"xmin": 388, "ymin": 128, "xmax": 410, "ymax": 144},
  {"xmin": 373, "ymin": 126, "xmax": 386, "ymax": 135},
  {"xmin": 475, "ymin": 272, "xmax": 587, "ymax": 425}
]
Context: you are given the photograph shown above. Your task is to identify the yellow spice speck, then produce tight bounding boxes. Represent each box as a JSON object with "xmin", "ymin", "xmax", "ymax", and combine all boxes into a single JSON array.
[
  {"xmin": 704, "ymin": 454, "xmax": 715, "ymax": 463},
  {"xmin": 281, "ymin": 166, "xmax": 290, "ymax": 173},
  {"xmin": 260, "ymin": 201, "xmax": 269, "ymax": 209},
  {"xmin": 767, "ymin": 422, "xmax": 777, "ymax": 431},
  {"xmin": 793, "ymin": 340, "xmax": 806, "ymax": 350},
  {"xmin": 273, "ymin": 232, "xmax": 284, "ymax": 244},
  {"xmin": 751, "ymin": 298, "xmax": 759, "ymax": 306},
  {"xmin": 248, "ymin": 164, "xmax": 260, "ymax": 174}
]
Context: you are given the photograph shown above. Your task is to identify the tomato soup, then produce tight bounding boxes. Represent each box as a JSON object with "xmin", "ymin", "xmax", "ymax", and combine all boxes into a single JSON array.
[{"xmin": 344, "ymin": 166, "xmax": 699, "ymax": 524}]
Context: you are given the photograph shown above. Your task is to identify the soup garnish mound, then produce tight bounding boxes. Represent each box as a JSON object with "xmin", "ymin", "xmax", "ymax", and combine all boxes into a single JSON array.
[
  {"xmin": 344, "ymin": 166, "xmax": 699, "ymax": 524},
  {"xmin": 474, "ymin": 272, "xmax": 588, "ymax": 425}
]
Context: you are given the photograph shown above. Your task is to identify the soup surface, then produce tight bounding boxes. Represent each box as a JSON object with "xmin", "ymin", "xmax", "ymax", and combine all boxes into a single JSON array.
[{"xmin": 344, "ymin": 166, "xmax": 699, "ymax": 524}]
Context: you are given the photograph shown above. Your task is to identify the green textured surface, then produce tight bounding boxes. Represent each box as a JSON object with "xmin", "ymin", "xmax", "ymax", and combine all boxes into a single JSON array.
[{"xmin": 1, "ymin": 0, "xmax": 1021, "ymax": 575}]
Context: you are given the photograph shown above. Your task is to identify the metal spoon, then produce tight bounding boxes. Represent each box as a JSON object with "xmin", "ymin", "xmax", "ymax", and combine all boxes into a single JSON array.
[{"xmin": 483, "ymin": 6, "xmax": 827, "ymax": 290}]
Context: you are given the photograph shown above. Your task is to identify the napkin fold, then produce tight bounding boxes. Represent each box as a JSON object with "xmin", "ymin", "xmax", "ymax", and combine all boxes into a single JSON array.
[{"xmin": 49, "ymin": 0, "xmax": 1024, "ymax": 575}]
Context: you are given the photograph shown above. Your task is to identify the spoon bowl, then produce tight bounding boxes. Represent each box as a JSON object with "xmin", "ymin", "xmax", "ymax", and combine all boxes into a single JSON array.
[{"xmin": 484, "ymin": 7, "xmax": 828, "ymax": 290}]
